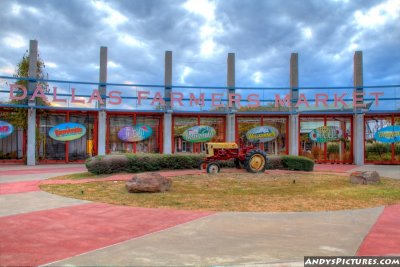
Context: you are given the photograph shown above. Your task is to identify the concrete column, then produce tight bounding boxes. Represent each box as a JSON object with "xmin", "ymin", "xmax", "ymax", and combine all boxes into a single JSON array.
[
  {"xmin": 163, "ymin": 113, "xmax": 172, "ymax": 154},
  {"xmin": 289, "ymin": 53, "xmax": 299, "ymax": 156},
  {"xmin": 164, "ymin": 51, "xmax": 172, "ymax": 111},
  {"xmin": 353, "ymin": 114, "xmax": 364, "ymax": 165},
  {"xmin": 226, "ymin": 113, "xmax": 235, "ymax": 142},
  {"xmin": 290, "ymin": 53, "xmax": 299, "ymax": 105},
  {"xmin": 354, "ymin": 51, "xmax": 363, "ymax": 107},
  {"xmin": 97, "ymin": 111, "xmax": 107, "ymax": 155},
  {"xmin": 289, "ymin": 114, "xmax": 299, "ymax": 156},
  {"xmin": 163, "ymin": 51, "xmax": 172, "ymax": 154},
  {"xmin": 97, "ymin": 46, "xmax": 107, "ymax": 156},
  {"xmin": 227, "ymin": 53, "xmax": 235, "ymax": 89},
  {"xmin": 226, "ymin": 52, "xmax": 235, "ymax": 142},
  {"xmin": 27, "ymin": 40, "xmax": 38, "ymax": 166},
  {"xmin": 353, "ymin": 51, "xmax": 364, "ymax": 165}
]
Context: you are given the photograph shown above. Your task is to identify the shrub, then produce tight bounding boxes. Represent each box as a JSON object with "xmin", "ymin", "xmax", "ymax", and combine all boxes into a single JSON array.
[
  {"xmin": 266, "ymin": 155, "xmax": 284, "ymax": 170},
  {"xmin": 281, "ymin": 155, "xmax": 314, "ymax": 171},
  {"xmin": 85, "ymin": 154, "xmax": 128, "ymax": 175},
  {"xmin": 86, "ymin": 153, "xmax": 204, "ymax": 174},
  {"xmin": 86, "ymin": 153, "xmax": 314, "ymax": 175}
]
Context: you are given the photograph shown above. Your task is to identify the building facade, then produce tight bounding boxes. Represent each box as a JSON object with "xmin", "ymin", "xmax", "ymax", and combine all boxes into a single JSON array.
[{"xmin": 0, "ymin": 40, "xmax": 399, "ymax": 165}]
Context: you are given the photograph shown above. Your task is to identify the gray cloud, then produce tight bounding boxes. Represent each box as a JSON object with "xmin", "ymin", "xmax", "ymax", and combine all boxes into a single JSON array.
[{"xmin": 0, "ymin": 0, "xmax": 399, "ymax": 89}]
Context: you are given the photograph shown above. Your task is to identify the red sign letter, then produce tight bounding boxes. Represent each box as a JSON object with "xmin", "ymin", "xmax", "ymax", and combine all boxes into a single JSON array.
[
  {"xmin": 275, "ymin": 94, "xmax": 291, "ymax": 107},
  {"xmin": 88, "ymin": 89, "xmax": 104, "ymax": 105},
  {"xmin": 189, "ymin": 93, "xmax": 205, "ymax": 106},
  {"xmin": 315, "ymin": 93, "xmax": 328, "ymax": 108},
  {"xmin": 52, "ymin": 87, "xmax": 67, "ymax": 103},
  {"xmin": 137, "ymin": 91, "xmax": 149, "ymax": 105},
  {"xmin": 369, "ymin": 92, "xmax": 384, "ymax": 106},
  {"xmin": 247, "ymin": 94, "xmax": 260, "ymax": 108},
  {"xmin": 29, "ymin": 84, "xmax": 48, "ymax": 102},
  {"xmin": 171, "ymin": 92, "xmax": 183, "ymax": 107},
  {"xmin": 9, "ymin": 84, "xmax": 27, "ymax": 100},
  {"xmin": 108, "ymin": 90, "xmax": 122, "ymax": 105}
]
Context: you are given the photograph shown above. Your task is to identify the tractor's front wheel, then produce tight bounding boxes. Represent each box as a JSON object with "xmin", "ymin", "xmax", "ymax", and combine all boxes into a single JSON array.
[
  {"xmin": 244, "ymin": 149, "xmax": 267, "ymax": 173},
  {"xmin": 206, "ymin": 162, "xmax": 220, "ymax": 174}
]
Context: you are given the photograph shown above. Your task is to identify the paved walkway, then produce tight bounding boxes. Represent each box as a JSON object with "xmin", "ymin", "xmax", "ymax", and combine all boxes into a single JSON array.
[{"xmin": 0, "ymin": 164, "xmax": 399, "ymax": 266}]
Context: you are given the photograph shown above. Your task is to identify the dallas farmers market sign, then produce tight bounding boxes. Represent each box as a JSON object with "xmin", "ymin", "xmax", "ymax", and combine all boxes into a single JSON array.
[{"xmin": 7, "ymin": 83, "xmax": 385, "ymax": 109}]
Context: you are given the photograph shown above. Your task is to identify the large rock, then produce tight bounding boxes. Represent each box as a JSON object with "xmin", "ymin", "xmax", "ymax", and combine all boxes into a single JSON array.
[
  {"xmin": 125, "ymin": 172, "xmax": 172, "ymax": 193},
  {"xmin": 349, "ymin": 171, "xmax": 380, "ymax": 185}
]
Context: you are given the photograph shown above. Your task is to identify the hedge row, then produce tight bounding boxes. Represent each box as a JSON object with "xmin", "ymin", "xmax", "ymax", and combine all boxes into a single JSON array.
[
  {"xmin": 86, "ymin": 154, "xmax": 204, "ymax": 174},
  {"xmin": 280, "ymin": 155, "xmax": 314, "ymax": 171},
  {"xmin": 86, "ymin": 153, "xmax": 314, "ymax": 175}
]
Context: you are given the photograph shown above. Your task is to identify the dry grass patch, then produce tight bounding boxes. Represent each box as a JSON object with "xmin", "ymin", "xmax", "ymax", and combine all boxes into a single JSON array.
[{"xmin": 40, "ymin": 172, "xmax": 400, "ymax": 212}]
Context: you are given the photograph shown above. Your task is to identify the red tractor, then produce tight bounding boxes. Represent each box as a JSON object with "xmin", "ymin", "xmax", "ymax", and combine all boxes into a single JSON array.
[{"xmin": 200, "ymin": 142, "xmax": 268, "ymax": 173}]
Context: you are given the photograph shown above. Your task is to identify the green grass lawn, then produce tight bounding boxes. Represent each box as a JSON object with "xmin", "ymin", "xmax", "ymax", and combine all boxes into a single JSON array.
[{"xmin": 40, "ymin": 172, "xmax": 400, "ymax": 212}]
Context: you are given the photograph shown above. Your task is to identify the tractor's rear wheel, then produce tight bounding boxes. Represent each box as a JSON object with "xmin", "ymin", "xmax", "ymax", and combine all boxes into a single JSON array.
[
  {"xmin": 244, "ymin": 149, "xmax": 267, "ymax": 173},
  {"xmin": 206, "ymin": 162, "xmax": 220, "ymax": 174}
]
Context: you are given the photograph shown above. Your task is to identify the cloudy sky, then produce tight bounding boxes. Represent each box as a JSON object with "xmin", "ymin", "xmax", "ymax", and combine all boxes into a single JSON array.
[{"xmin": 0, "ymin": 0, "xmax": 399, "ymax": 88}]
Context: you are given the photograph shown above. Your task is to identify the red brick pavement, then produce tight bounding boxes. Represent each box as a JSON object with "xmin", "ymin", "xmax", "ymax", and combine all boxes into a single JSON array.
[
  {"xmin": 0, "ymin": 203, "xmax": 213, "ymax": 266},
  {"xmin": 357, "ymin": 204, "xmax": 400, "ymax": 256}
]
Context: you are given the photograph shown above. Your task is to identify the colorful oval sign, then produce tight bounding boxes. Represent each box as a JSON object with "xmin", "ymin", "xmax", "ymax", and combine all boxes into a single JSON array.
[
  {"xmin": 246, "ymin": 126, "xmax": 279, "ymax": 142},
  {"xmin": 118, "ymin": 124, "xmax": 153, "ymax": 142},
  {"xmin": 309, "ymin": 126, "xmax": 342, "ymax": 143},
  {"xmin": 182, "ymin": 125, "xmax": 216, "ymax": 143},
  {"xmin": 374, "ymin": 125, "xmax": 400, "ymax": 143},
  {"xmin": 49, "ymin": 122, "xmax": 86, "ymax": 141},
  {"xmin": 0, "ymin": 120, "xmax": 14, "ymax": 139}
]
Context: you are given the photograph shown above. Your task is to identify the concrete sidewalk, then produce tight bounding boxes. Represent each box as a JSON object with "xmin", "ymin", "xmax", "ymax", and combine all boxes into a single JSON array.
[
  {"xmin": 0, "ymin": 164, "xmax": 87, "ymax": 183},
  {"xmin": 45, "ymin": 208, "xmax": 383, "ymax": 266},
  {"xmin": 0, "ymin": 164, "xmax": 399, "ymax": 266}
]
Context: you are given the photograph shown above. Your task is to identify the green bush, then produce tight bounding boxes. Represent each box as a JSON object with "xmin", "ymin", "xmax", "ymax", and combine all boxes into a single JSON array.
[
  {"xmin": 266, "ymin": 155, "xmax": 284, "ymax": 170},
  {"xmin": 281, "ymin": 155, "xmax": 314, "ymax": 171},
  {"xmin": 86, "ymin": 153, "xmax": 204, "ymax": 175},
  {"xmin": 86, "ymin": 153, "xmax": 314, "ymax": 175}
]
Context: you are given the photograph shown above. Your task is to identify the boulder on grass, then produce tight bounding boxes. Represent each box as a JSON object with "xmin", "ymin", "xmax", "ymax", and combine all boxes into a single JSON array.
[
  {"xmin": 349, "ymin": 171, "xmax": 380, "ymax": 185},
  {"xmin": 125, "ymin": 172, "xmax": 171, "ymax": 193}
]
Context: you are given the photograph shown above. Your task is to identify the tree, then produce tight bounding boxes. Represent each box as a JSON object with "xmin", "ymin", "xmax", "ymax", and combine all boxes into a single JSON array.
[{"xmin": 1, "ymin": 51, "xmax": 49, "ymax": 129}]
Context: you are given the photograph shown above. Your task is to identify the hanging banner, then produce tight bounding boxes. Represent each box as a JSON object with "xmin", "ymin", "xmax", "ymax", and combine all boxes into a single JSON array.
[
  {"xmin": 182, "ymin": 125, "xmax": 216, "ymax": 143},
  {"xmin": 374, "ymin": 125, "xmax": 400, "ymax": 143},
  {"xmin": 0, "ymin": 120, "xmax": 14, "ymax": 139},
  {"xmin": 246, "ymin": 126, "xmax": 279, "ymax": 142},
  {"xmin": 118, "ymin": 124, "xmax": 153, "ymax": 142},
  {"xmin": 49, "ymin": 122, "xmax": 86, "ymax": 141},
  {"xmin": 309, "ymin": 126, "xmax": 342, "ymax": 143}
]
